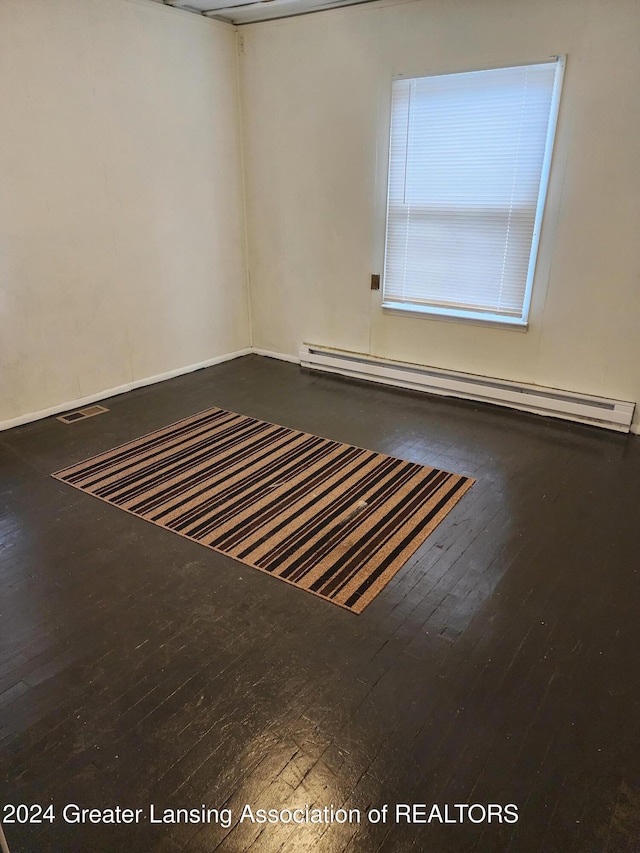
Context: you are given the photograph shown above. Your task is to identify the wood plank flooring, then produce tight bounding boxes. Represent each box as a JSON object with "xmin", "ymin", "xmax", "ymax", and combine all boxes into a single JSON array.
[{"xmin": 1, "ymin": 354, "xmax": 639, "ymax": 852}]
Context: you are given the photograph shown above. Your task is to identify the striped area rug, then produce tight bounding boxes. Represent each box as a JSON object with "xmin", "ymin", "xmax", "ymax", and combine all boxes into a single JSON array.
[{"xmin": 53, "ymin": 408, "xmax": 473, "ymax": 613}]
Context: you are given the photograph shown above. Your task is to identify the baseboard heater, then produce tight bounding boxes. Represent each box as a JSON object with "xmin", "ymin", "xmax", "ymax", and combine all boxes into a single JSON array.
[{"xmin": 299, "ymin": 345, "xmax": 635, "ymax": 433}]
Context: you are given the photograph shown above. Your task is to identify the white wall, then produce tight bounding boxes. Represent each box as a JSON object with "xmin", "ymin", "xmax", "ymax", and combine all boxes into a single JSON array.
[
  {"xmin": 0, "ymin": 0, "xmax": 250, "ymax": 426},
  {"xmin": 240, "ymin": 0, "xmax": 640, "ymax": 424},
  {"xmin": 3, "ymin": 0, "xmax": 639, "ymax": 430}
]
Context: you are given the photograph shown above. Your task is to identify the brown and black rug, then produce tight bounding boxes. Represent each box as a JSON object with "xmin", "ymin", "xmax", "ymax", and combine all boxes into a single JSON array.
[{"xmin": 53, "ymin": 407, "xmax": 473, "ymax": 613}]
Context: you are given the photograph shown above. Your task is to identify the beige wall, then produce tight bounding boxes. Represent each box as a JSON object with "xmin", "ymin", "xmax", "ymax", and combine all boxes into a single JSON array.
[
  {"xmin": 0, "ymin": 0, "xmax": 250, "ymax": 426},
  {"xmin": 240, "ymin": 0, "xmax": 640, "ymax": 424},
  {"xmin": 2, "ymin": 0, "xmax": 639, "ymax": 431}
]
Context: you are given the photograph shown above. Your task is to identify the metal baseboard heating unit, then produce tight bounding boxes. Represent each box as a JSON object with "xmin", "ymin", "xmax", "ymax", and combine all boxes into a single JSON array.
[{"xmin": 299, "ymin": 345, "xmax": 636, "ymax": 433}]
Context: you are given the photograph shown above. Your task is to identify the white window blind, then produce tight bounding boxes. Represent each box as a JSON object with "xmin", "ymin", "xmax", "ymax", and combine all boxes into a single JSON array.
[{"xmin": 383, "ymin": 59, "xmax": 564, "ymax": 325}]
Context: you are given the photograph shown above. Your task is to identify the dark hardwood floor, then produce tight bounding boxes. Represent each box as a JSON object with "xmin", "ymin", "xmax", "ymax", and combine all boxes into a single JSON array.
[{"xmin": 1, "ymin": 354, "xmax": 639, "ymax": 852}]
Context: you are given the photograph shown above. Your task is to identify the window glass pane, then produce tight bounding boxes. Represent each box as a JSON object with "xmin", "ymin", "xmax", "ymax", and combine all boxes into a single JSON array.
[{"xmin": 383, "ymin": 61, "xmax": 562, "ymax": 321}]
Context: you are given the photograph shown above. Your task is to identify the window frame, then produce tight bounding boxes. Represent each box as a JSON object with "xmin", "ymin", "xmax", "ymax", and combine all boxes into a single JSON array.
[{"xmin": 380, "ymin": 56, "xmax": 566, "ymax": 331}]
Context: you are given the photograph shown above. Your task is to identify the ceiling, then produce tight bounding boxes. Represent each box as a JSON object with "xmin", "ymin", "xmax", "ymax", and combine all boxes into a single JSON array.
[{"xmin": 162, "ymin": 0, "xmax": 380, "ymax": 26}]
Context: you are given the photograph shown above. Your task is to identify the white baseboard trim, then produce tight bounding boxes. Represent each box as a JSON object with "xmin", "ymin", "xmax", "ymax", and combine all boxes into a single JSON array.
[
  {"xmin": 0, "ymin": 348, "xmax": 252, "ymax": 432},
  {"xmin": 4, "ymin": 342, "xmax": 636, "ymax": 436},
  {"xmin": 251, "ymin": 347, "xmax": 300, "ymax": 364}
]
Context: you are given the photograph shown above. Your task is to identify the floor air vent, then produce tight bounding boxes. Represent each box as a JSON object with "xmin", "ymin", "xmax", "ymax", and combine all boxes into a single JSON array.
[
  {"xmin": 299, "ymin": 345, "xmax": 636, "ymax": 433},
  {"xmin": 57, "ymin": 405, "xmax": 109, "ymax": 424}
]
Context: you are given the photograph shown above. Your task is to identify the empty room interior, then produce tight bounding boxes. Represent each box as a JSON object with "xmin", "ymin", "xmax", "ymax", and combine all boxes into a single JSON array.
[{"xmin": 1, "ymin": 0, "xmax": 640, "ymax": 850}]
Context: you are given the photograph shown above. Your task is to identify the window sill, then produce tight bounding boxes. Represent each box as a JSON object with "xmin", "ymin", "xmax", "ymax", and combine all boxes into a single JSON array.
[{"xmin": 381, "ymin": 301, "xmax": 529, "ymax": 332}]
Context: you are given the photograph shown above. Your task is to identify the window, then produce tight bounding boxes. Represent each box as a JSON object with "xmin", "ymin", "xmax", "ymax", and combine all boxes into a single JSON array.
[{"xmin": 382, "ymin": 58, "xmax": 565, "ymax": 328}]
